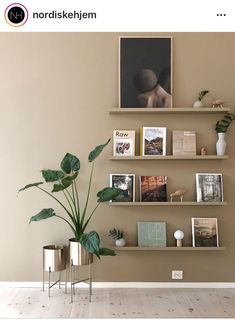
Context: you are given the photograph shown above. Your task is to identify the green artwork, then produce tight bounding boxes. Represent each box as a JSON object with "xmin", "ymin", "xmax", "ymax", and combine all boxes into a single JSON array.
[{"xmin": 137, "ymin": 221, "xmax": 167, "ymax": 246}]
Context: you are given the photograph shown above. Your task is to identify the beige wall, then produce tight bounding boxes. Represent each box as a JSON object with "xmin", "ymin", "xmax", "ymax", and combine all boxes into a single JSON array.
[{"xmin": 0, "ymin": 32, "xmax": 235, "ymax": 282}]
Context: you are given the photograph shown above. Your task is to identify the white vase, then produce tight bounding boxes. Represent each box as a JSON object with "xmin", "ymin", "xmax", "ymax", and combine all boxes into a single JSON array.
[
  {"xmin": 115, "ymin": 238, "xmax": 126, "ymax": 247},
  {"xmin": 193, "ymin": 100, "xmax": 203, "ymax": 108},
  {"xmin": 216, "ymin": 132, "xmax": 226, "ymax": 155}
]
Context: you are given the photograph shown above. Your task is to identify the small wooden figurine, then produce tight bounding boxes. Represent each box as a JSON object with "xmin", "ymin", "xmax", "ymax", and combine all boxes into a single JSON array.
[
  {"xmin": 170, "ymin": 188, "xmax": 188, "ymax": 202},
  {"xmin": 201, "ymin": 147, "xmax": 207, "ymax": 155},
  {"xmin": 212, "ymin": 99, "xmax": 224, "ymax": 108}
]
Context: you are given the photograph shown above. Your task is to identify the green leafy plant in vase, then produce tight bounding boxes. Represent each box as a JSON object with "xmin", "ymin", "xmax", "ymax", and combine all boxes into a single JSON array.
[
  {"xmin": 19, "ymin": 139, "xmax": 122, "ymax": 259},
  {"xmin": 193, "ymin": 90, "xmax": 209, "ymax": 108},
  {"xmin": 215, "ymin": 112, "xmax": 235, "ymax": 155},
  {"xmin": 108, "ymin": 228, "xmax": 126, "ymax": 247}
]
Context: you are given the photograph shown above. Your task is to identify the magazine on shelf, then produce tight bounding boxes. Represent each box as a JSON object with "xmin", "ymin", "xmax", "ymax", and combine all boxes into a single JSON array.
[
  {"xmin": 110, "ymin": 174, "xmax": 135, "ymax": 202},
  {"xmin": 140, "ymin": 127, "xmax": 166, "ymax": 156},
  {"xmin": 172, "ymin": 130, "xmax": 196, "ymax": 156},
  {"xmin": 192, "ymin": 217, "xmax": 219, "ymax": 247},
  {"xmin": 140, "ymin": 176, "xmax": 167, "ymax": 202},
  {"xmin": 113, "ymin": 130, "xmax": 135, "ymax": 156},
  {"xmin": 196, "ymin": 173, "xmax": 223, "ymax": 202}
]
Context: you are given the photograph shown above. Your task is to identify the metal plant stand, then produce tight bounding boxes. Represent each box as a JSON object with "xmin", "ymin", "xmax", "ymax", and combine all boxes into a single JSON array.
[
  {"xmin": 70, "ymin": 257, "xmax": 93, "ymax": 303},
  {"xmin": 42, "ymin": 245, "xmax": 67, "ymax": 297},
  {"xmin": 69, "ymin": 239, "xmax": 93, "ymax": 303}
]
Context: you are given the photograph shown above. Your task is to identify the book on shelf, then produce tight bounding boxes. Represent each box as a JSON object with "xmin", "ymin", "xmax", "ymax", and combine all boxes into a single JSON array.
[
  {"xmin": 192, "ymin": 217, "xmax": 219, "ymax": 247},
  {"xmin": 196, "ymin": 173, "xmax": 223, "ymax": 202},
  {"xmin": 110, "ymin": 174, "xmax": 135, "ymax": 202},
  {"xmin": 172, "ymin": 130, "xmax": 196, "ymax": 156},
  {"xmin": 140, "ymin": 127, "xmax": 166, "ymax": 156},
  {"xmin": 137, "ymin": 221, "xmax": 167, "ymax": 246},
  {"xmin": 140, "ymin": 176, "xmax": 167, "ymax": 202},
  {"xmin": 113, "ymin": 130, "xmax": 135, "ymax": 156}
]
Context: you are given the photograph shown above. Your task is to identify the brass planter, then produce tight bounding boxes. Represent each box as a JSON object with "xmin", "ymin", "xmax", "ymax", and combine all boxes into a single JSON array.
[
  {"xmin": 43, "ymin": 245, "xmax": 66, "ymax": 272},
  {"xmin": 69, "ymin": 238, "xmax": 93, "ymax": 266}
]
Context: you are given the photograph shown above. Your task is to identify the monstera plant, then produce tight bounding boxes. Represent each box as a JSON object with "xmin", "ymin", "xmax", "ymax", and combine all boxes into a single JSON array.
[{"xmin": 19, "ymin": 139, "xmax": 122, "ymax": 258}]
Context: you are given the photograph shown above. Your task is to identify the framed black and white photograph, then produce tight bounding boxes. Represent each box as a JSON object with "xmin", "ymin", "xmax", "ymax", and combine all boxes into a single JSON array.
[
  {"xmin": 119, "ymin": 36, "xmax": 172, "ymax": 108},
  {"xmin": 110, "ymin": 174, "xmax": 135, "ymax": 202},
  {"xmin": 196, "ymin": 173, "xmax": 224, "ymax": 202},
  {"xmin": 192, "ymin": 217, "xmax": 219, "ymax": 247}
]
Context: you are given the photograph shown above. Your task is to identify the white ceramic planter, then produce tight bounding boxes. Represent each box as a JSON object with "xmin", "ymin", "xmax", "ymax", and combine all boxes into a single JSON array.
[
  {"xmin": 115, "ymin": 238, "xmax": 126, "ymax": 247},
  {"xmin": 216, "ymin": 132, "xmax": 226, "ymax": 156},
  {"xmin": 193, "ymin": 100, "xmax": 203, "ymax": 108}
]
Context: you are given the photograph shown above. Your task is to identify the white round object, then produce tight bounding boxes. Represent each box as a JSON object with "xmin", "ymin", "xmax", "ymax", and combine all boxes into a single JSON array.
[
  {"xmin": 193, "ymin": 100, "xmax": 203, "ymax": 108},
  {"xmin": 115, "ymin": 238, "xmax": 126, "ymax": 247},
  {"xmin": 174, "ymin": 230, "xmax": 184, "ymax": 240}
]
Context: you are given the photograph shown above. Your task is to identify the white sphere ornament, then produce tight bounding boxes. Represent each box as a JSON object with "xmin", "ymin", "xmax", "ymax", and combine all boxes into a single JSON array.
[{"xmin": 174, "ymin": 230, "xmax": 184, "ymax": 247}]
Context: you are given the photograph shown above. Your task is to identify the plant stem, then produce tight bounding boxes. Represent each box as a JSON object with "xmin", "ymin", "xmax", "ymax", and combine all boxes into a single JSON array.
[
  {"xmin": 37, "ymin": 186, "xmax": 76, "ymax": 225},
  {"xmin": 74, "ymin": 181, "xmax": 80, "ymax": 221},
  {"xmin": 82, "ymin": 202, "xmax": 100, "ymax": 232},
  {"xmin": 71, "ymin": 182, "xmax": 77, "ymax": 214},
  {"xmin": 81, "ymin": 161, "xmax": 94, "ymax": 227},
  {"xmin": 63, "ymin": 190, "xmax": 76, "ymax": 222},
  {"xmin": 55, "ymin": 215, "xmax": 76, "ymax": 234}
]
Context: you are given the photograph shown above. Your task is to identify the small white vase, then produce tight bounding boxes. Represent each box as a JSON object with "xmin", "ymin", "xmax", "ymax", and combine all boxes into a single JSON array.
[
  {"xmin": 193, "ymin": 100, "xmax": 203, "ymax": 108},
  {"xmin": 115, "ymin": 238, "xmax": 126, "ymax": 247},
  {"xmin": 216, "ymin": 132, "xmax": 226, "ymax": 155}
]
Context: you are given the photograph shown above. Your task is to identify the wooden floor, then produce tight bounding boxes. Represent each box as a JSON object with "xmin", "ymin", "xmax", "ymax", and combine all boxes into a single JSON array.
[{"xmin": 1, "ymin": 287, "xmax": 235, "ymax": 318}]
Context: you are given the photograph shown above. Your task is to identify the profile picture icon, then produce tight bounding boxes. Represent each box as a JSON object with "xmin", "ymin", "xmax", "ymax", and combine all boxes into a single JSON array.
[{"xmin": 4, "ymin": 3, "xmax": 28, "ymax": 27}]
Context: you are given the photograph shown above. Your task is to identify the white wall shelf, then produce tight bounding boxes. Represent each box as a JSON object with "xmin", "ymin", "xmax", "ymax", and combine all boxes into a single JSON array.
[
  {"xmin": 110, "ymin": 155, "xmax": 228, "ymax": 160},
  {"xmin": 109, "ymin": 107, "xmax": 230, "ymax": 114},
  {"xmin": 109, "ymin": 202, "xmax": 227, "ymax": 206},
  {"xmin": 113, "ymin": 246, "xmax": 226, "ymax": 251}
]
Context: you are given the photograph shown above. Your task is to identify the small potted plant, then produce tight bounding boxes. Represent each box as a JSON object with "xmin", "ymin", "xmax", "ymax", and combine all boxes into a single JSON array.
[
  {"xmin": 193, "ymin": 90, "xmax": 209, "ymax": 108},
  {"xmin": 19, "ymin": 139, "xmax": 122, "ymax": 265},
  {"xmin": 108, "ymin": 228, "xmax": 126, "ymax": 247},
  {"xmin": 215, "ymin": 112, "xmax": 235, "ymax": 155}
]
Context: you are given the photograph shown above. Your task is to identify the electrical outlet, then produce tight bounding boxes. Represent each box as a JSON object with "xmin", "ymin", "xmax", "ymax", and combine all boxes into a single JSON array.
[{"xmin": 172, "ymin": 270, "xmax": 183, "ymax": 280}]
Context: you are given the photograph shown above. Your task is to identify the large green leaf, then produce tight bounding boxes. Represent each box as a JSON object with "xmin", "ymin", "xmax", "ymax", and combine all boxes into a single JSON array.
[
  {"xmin": 97, "ymin": 187, "xmax": 122, "ymax": 202},
  {"xmin": 29, "ymin": 208, "xmax": 55, "ymax": 223},
  {"xmin": 99, "ymin": 247, "xmax": 116, "ymax": 256},
  {"xmin": 52, "ymin": 183, "xmax": 68, "ymax": 192},
  {"xmin": 60, "ymin": 153, "xmax": 80, "ymax": 174},
  {"xmin": 42, "ymin": 170, "xmax": 65, "ymax": 182},
  {"xmin": 18, "ymin": 182, "xmax": 43, "ymax": 192},
  {"xmin": 61, "ymin": 172, "xmax": 78, "ymax": 187},
  {"xmin": 88, "ymin": 139, "xmax": 111, "ymax": 162},
  {"xmin": 80, "ymin": 231, "xmax": 100, "ymax": 257}
]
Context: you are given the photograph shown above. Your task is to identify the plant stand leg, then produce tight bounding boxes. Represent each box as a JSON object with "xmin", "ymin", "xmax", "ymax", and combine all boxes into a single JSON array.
[
  {"xmin": 65, "ymin": 268, "xmax": 67, "ymax": 294},
  {"xmin": 48, "ymin": 267, "xmax": 51, "ymax": 298},
  {"xmin": 89, "ymin": 261, "xmax": 92, "ymax": 302},
  {"xmin": 42, "ymin": 252, "xmax": 45, "ymax": 292},
  {"xmin": 70, "ymin": 260, "xmax": 73, "ymax": 303},
  {"xmin": 73, "ymin": 266, "xmax": 76, "ymax": 295},
  {"xmin": 43, "ymin": 270, "xmax": 45, "ymax": 292},
  {"xmin": 59, "ymin": 271, "xmax": 61, "ymax": 289}
]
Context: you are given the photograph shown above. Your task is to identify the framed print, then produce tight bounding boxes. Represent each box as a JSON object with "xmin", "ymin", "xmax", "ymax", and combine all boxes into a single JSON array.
[
  {"xmin": 140, "ymin": 127, "xmax": 166, "ymax": 156},
  {"xmin": 137, "ymin": 221, "xmax": 167, "ymax": 247},
  {"xmin": 119, "ymin": 36, "xmax": 172, "ymax": 108},
  {"xmin": 113, "ymin": 130, "xmax": 135, "ymax": 156},
  {"xmin": 110, "ymin": 174, "xmax": 135, "ymax": 202},
  {"xmin": 196, "ymin": 173, "xmax": 223, "ymax": 202},
  {"xmin": 140, "ymin": 176, "xmax": 167, "ymax": 202},
  {"xmin": 192, "ymin": 218, "xmax": 219, "ymax": 247}
]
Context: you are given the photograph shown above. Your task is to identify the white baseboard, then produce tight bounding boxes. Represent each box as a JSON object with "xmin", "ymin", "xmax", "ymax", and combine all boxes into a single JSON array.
[{"xmin": 1, "ymin": 282, "xmax": 235, "ymax": 289}]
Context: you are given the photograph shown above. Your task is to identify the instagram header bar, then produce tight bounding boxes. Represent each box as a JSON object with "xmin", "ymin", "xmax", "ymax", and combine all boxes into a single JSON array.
[{"xmin": 0, "ymin": 0, "xmax": 234, "ymax": 32}]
